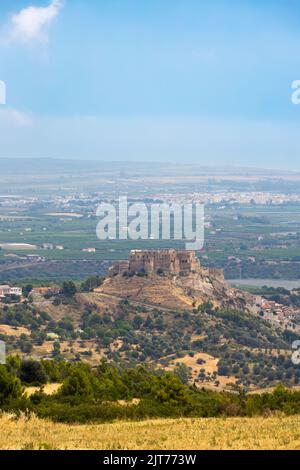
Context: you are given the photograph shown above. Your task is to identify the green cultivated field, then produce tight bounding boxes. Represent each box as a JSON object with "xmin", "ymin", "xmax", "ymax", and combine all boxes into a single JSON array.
[{"xmin": 0, "ymin": 203, "xmax": 300, "ymax": 281}]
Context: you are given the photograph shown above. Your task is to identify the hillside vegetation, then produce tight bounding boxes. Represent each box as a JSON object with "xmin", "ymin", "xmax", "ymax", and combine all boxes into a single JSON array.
[
  {"xmin": 2, "ymin": 358, "xmax": 300, "ymax": 424},
  {"xmin": 1, "ymin": 277, "xmax": 300, "ymax": 390}
]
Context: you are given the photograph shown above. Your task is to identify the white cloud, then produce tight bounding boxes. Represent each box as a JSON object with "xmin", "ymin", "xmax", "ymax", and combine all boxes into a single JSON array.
[
  {"xmin": 2, "ymin": 0, "xmax": 63, "ymax": 45},
  {"xmin": 0, "ymin": 108, "xmax": 33, "ymax": 127}
]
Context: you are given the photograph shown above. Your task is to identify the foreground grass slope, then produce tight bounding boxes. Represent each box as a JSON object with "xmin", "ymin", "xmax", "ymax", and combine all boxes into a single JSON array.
[{"xmin": 1, "ymin": 414, "xmax": 300, "ymax": 450}]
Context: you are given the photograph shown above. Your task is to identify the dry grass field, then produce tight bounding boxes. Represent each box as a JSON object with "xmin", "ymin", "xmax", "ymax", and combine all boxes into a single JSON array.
[
  {"xmin": 1, "ymin": 414, "xmax": 300, "ymax": 450},
  {"xmin": 0, "ymin": 324, "xmax": 30, "ymax": 337},
  {"xmin": 167, "ymin": 352, "xmax": 237, "ymax": 391},
  {"xmin": 24, "ymin": 383, "xmax": 62, "ymax": 397}
]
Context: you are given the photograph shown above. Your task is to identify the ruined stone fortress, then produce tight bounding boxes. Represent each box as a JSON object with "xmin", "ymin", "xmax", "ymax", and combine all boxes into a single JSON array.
[{"xmin": 109, "ymin": 249, "xmax": 224, "ymax": 281}]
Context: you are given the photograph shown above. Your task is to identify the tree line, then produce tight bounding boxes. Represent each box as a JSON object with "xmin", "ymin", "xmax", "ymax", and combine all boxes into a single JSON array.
[{"xmin": 1, "ymin": 357, "xmax": 300, "ymax": 423}]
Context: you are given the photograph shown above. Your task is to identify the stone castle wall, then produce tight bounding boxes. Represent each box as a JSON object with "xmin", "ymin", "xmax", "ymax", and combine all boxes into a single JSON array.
[
  {"xmin": 208, "ymin": 268, "xmax": 225, "ymax": 282},
  {"xmin": 109, "ymin": 249, "xmax": 204, "ymax": 276}
]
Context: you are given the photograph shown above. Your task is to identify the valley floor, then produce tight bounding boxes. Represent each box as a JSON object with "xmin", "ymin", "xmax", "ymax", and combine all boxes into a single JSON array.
[{"xmin": 1, "ymin": 414, "xmax": 300, "ymax": 450}]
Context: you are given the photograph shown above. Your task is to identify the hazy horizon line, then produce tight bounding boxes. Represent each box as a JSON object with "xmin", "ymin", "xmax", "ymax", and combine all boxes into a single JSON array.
[{"xmin": 0, "ymin": 156, "xmax": 299, "ymax": 174}]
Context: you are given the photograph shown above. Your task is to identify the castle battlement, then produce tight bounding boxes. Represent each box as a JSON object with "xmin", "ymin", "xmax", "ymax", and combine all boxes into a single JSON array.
[{"xmin": 109, "ymin": 249, "xmax": 203, "ymax": 276}]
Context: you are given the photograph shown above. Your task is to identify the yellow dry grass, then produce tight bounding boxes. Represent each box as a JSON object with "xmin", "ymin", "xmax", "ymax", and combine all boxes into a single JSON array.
[
  {"xmin": 167, "ymin": 352, "xmax": 236, "ymax": 390},
  {"xmin": 248, "ymin": 384, "xmax": 300, "ymax": 395},
  {"xmin": 0, "ymin": 414, "xmax": 300, "ymax": 450},
  {"xmin": 16, "ymin": 339, "xmax": 105, "ymax": 366},
  {"xmin": 0, "ymin": 324, "xmax": 30, "ymax": 337},
  {"xmin": 24, "ymin": 383, "xmax": 62, "ymax": 397}
]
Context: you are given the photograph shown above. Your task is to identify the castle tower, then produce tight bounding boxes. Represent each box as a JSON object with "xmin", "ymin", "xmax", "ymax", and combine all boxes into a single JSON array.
[{"xmin": 125, "ymin": 249, "xmax": 201, "ymax": 275}]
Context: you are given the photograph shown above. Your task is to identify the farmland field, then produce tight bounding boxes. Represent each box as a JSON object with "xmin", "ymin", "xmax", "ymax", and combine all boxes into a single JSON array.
[
  {"xmin": 1, "ymin": 414, "xmax": 300, "ymax": 450},
  {"xmin": 1, "ymin": 201, "xmax": 300, "ymax": 282}
]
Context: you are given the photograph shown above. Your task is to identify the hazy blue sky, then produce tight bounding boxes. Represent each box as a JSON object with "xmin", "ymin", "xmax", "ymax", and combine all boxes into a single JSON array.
[{"xmin": 0, "ymin": 0, "xmax": 300, "ymax": 168}]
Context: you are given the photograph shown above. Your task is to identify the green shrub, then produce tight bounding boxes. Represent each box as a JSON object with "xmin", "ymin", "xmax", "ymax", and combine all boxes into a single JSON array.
[{"xmin": 0, "ymin": 365, "xmax": 23, "ymax": 406}]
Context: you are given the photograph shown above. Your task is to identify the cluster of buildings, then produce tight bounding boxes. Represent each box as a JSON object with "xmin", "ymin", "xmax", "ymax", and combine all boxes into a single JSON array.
[
  {"xmin": 0, "ymin": 285, "xmax": 22, "ymax": 299},
  {"xmin": 259, "ymin": 299, "xmax": 300, "ymax": 330},
  {"xmin": 241, "ymin": 292, "xmax": 300, "ymax": 332},
  {"xmin": 152, "ymin": 191, "xmax": 300, "ymax": 206},
  {"xmin": 3, "ymin": 253, "xmax": 46, "ymax": 262},
  {"xmin": 218, "ymin": 283, "xmax": 300, "ymax": 332},
  {"xmin": 42, "ymin": 243, "xmax": 64, "ymax": 250}
]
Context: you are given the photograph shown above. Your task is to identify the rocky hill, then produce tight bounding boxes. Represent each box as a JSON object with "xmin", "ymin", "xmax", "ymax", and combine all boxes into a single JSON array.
[
  {"xmin": 102, "ymin": 249, "xmax": 248, "ymax": 311},
  {"xmin": 96, "ymin": 270, "xmax": 247, "ymax": 312}
]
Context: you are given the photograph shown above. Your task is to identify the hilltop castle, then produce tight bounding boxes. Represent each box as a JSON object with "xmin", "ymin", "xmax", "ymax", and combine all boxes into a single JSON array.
[{"xmin": 109, "ymin": 249, "xmax": 224, "ymax": 281}]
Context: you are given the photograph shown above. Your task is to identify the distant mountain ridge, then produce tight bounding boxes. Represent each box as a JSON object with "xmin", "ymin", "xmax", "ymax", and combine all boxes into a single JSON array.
[{"xmin": 0, "ymin": 158, "xmax": 298, "ymax": 177}]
